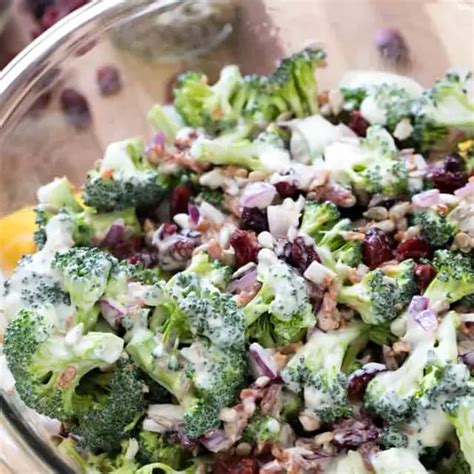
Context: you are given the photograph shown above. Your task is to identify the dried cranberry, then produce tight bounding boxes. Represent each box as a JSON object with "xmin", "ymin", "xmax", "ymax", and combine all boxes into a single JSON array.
[
  {"xmin": 428, "ymin": 167, "xmax": 468, "ymax": 194},
  {"xmin": 332, "ymin": 417, "xmax": 380, "ymax": 449},
  {"xmin": 240, "ymin": 207, "xmax": 269, "ymax": 234},
  {"xmin": 160, "ymin": 223, "xmax": 178, "ymax": 237},
  {"xmin": 347, "ymin": 364, "xmax": 386, "ymax": 399},
  {"xmin": 444, "ymin": 153, "xmax": 465, "ymax": 172},
  {"xmin": 169, "ymin": 238, "xmax": 196, "ymax": 262},
  {"xmin": 275, "ymin": 181, "xmax": 299, "ymax": 199},
  {"xmin": 362, "ymin": 228, "xmax": 394, "ymax": 269},
  {"xmin": 97, "ymin": 65, "xmax": 122, "ymax": 96},
  {"xmin": 26, "ymin": 0, "xmax": 55, "ymax": 20},
  {"xmin": 284, "ymin": 236, "xmax": 320, "ymax": 273},
  {"xmin": 414, "ymin": 263, "xmax": 437, "ymax": 291},
  {"xmin": 230, "ymin": 229, "xmax": 259, "ymax": 267},
  {"xmin": 374, "ymin": 27, "xmax": 409, "ymax": 65},
  {"xmin": 213, "ymin": 457, "xmax": 258, "ymax": 474},
  {"xmin": 395, "ymin": 237, "xmax": 432, "ymax": 261},
  {"xmin": 40, "ymin": 0, "xmax": 87, "ymax": 31},
  {"xmin": 60, "ymin": 88, "xmax": 91, "ymax": 129},
  {"xmin": 170, "ymin": 185, "xmax": 192, "ymax": 217},
  {"xmin": 348, "ymin": 111, "xmax": 369, "ymax": 137},
  {"xmin": 461, "ymin": 351, "xmax": 473, "ymax": 370}
]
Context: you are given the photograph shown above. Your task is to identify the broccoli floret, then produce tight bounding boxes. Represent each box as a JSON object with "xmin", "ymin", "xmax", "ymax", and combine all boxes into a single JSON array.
[
  {"xmin": 439, "ymin": 449, "xmax": 471, "ymax": 474},
  {"xmin": 424, "ymin": 250, "xmax": 474, "ymax": 306},
  {"xmin": 324, "ymin": 125, "xmax": 409, "ymax": 197},
  {"xmin": 83, "ymin": 138, "xmax": 171, "ymax": 212},
  {"xmin": 33, "ymin": 177, "xmax": 83, "ymax": 247},
  {"xmin": 337, "ymin": 259, "xmax": 416, "ymax": 325},
  {"xmin": 136, "ymin": 431, "xmax": 189, "ymax": 468},
  {"xmin": 364, "ymin": 312, "xmax": 469, "ymax": 428},
  {"xmin": 127, "ymin": 333, "xmax": 246, "ymax": 439},
  {"xmin": 185, "ymin": 251, "xmax": 233, "ymax": 290},
  {"xmin": 147, "ymin": 104, "xmax": 185, "ymax": 144},
  {"xmin": 74, "ymin": 359, "xmax": 146, "ymax": 453},
  {"xmin": 242, "ymin": 413, "xmax": 281, "ymax": 444},
  {"xmin": 379, "ymin": 427, "xmax": 409, "ymax": 449},
  {"xmin": 52, "ymin": 247, "xmax": 117, "ymax": 329},
  {"xmin": 443, "ymin": 395, "xmax": 474, "ymax": 472},
  {"xmin": 34, "ymin": 177, "xmax": 141, "ymax": 249},
  {"xmin": 412, "ymin": 210, "xmax": 457, "ymax": 247},
  {"xmin": 196, "ymin": 187, "xmax": 224, "ymax": 209},
  {"xmin": 281, "ymin": 321, "xmax": 363, "ymax": 424},
  {"xmin": 4, "ymin": 309, "xmax": 124, "ymax": 420},
  {"xmin": 189, "ymin": 125, "xmax": 290, "ymax": 171},
  {"xmin": 243, "ymin": 254, "xmax": 315, "ymax": 346},
  {"xmin": 413, "ymin": 72, "xmax": 474, "ymax": 152},
  {"xmin": 300, "ymin": 200, "xmax": 341, "ymax": 241},
  {"xmin": 174, "ymin": 66, "xmax": 242, "ymax": 132}
]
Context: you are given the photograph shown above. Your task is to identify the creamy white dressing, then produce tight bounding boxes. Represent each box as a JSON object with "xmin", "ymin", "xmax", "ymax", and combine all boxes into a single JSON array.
[
  {"xmin": 360, "ymin": 95, "xmax": 388, "ymax": 125},
  {"xmin": 327, "ymin": 451, "xmax": 369, "ymax": 474},
  {"xmin": 267, "ymin": 196, "xmax": 305, "ymax": 236},
  {"xmin": 100, "ymin": 139, "xmax": 140, "ymax": 178},
  {"xmin": 371, "ymin": 448, "xmax": 428, "ymax": 474}
]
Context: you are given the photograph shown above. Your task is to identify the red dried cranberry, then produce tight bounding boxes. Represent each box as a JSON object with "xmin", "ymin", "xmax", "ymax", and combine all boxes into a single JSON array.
[
  {"xmin": 362, "ymin": 228, "xmax": 394, "ymax": 269},
  {"xmin": 284, "ymin": 236, "xmax": 320, "ymax": 273},
  {"xmin": 169, "ymin": 238, "xmax": 196, "ymax": 262},
  {"xmin": 26, "ymin": 0, "xmax": 55, "ymax": 20},
  {"xmin": 275, "ymin": 181, "xmax": 299, "ymax": 199},
  {"xmin": 240, "ymin": 207, "xmax": 269, "ymax": 234},
  {"xmin": 347, "ymin": 364, "xmax": 386, "ymax": 399},
  {"xmin": 444, "ymin": 153, "xmax": 465, "ymax": 172},
  {"xmin": 60, "ymin": 88, "xmax": 91, "ymax": 129},
  {"xmin": 160, "ymin": 223, "xmax": 178, "ymax": 237},
  {"xmin": 395, "ymin": 236, "xmax": 432, "ymax": 261},
  {"xmin": 332, "ymin": 417, "xmax": 380, "ymax": 449},
  {"xmin": 414, "ymin": 263, "xmax": 437, "ymax": 291},
  {"xmin": 230, "ymin": 229, "xmax": 259, "ymax": 267},
  {"xmin": 348, "ymin": 111, "xmax": 369, "ymax": 137},
  {"xmin": 374, "ymin": 27, "xmax": 409, "ymax": 65},
  {"xmin": 213, "ymin": 457, "xmax": 258, "ymax": 474},
  {"xmin": 97, "ymin": 65, "xmax": 122, "ymax": 96},
  {"xmin": 170, "ymin": 185, "xmax": 192, "ymax": 217},
  {"xmin": 428, "ymin": 166, "xmax": 468, "ymax": 194}
]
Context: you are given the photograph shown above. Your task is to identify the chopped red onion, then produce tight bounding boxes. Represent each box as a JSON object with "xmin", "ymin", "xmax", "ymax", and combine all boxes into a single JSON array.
[
  {"xmin": 461, "ymin": 351, "xmax": 473, "ymax": 370},
  {"xmin": 454, "ymin": 182, "xmax": 474, "ymax": 199},
  {"xmin": 240, "ymin": 182, "xmax": 277, "ymax": 209},
  {"xmin": 99, "ymin": 298, "xmax": 126, "ymax": 328},
  {"xmin": 200, "ymin": 429, "xmax": 230, "ymax": 453},
  {"xmin": 408, "ymin": 295, "xmax": 429, "ymax": 315},
  {"xmin": 414, "ymin": 309, "xmax": 438, "ymax": 332},
  {"xmin": 145, "ymin": 131, "xmax": 166, "ymax": 153},
  {"xmin": 249, "ymin": 343, "xmax": 278, "ymax": 380},
  {"xmin": 188, "ymin": 203, "xmax": 200, "ymax": 225},
  {"xmin": 101, "ymin": 222, "xmax": 125, "ymax": 246},
  {"xmin": 260, "ymin": 460, "xmax": 284, "ymax": 473},
  {"xmin": 228, "ymin": 267, "xmax": 258, "ymax": 294},
  {"xmin": 412, "ymin": 189, "xmax": 440, "ymax": 207}
]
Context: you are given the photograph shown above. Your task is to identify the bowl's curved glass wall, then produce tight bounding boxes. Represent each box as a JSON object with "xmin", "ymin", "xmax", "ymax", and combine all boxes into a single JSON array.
[{"xmin": 0, "ymin": 0, "xmax": 472, "ymax": 471}]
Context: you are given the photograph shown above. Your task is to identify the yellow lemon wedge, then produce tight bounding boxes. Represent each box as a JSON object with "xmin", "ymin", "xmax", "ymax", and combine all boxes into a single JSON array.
[{"xmin": 0, "ymin": 206, "xmax": 37, "ymax": 274}]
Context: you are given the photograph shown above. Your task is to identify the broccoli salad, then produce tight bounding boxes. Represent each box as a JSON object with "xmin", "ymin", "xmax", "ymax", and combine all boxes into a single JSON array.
[{"xmin": 1, "ymin": 48, "xmax": 474, "ymax": 474}]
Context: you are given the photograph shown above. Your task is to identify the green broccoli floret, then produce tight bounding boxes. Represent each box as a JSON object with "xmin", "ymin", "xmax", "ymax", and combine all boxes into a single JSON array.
[
  {"xmin": 33, "ymin": 177, "xmax": 83, "ymax": 248},
  {"xmin": 424, "ymin": 250, "xmax": 474, "ymax": 306},
  {"xmin": 83, "ymin": 138, "xmax": 171, "ymax": 212},
  {"xmin": 300, "ymin": 200, "xmax": 341, "ymax": 241},
  {"xmin": 59, "ymin": 437, "xmax": 140, "ymax": 474},
  {"xmin": 443, "ymin": 395, "xmax": 474, "ymax": 472},
  {"xmin": 52, "ymin": 247, "xmax": 117, "ymax": 329},
  {"xmin": 337, "ymin": 259, "xmax": 416, "ymax": 325},
  {"xmin": 412, "ymin": 210, "xmax": 457, "ymax": 247},
  {"xmin": 243, "ymin": 256, "xmax": 315, "ymax": 347},
  {"xmin": 174, "ymin": 66, "xmax": 242, "ymax": 132},
  {"xmin": 324, "ymin": 125, "xmax": 409, "ymax": 197},
  {"xmin": 189, "ymin": 124, "xmax": 290, "ymax": 171},
  {"xmin": 365, "ymin": 312, "xmax": 469, "ymax": 428},
  {"xmin": 379, "ymin": 427, "xmax": 409, "ymax": 449},
  {"xmin": 127, "ymin": 334, "xmax": 246, "ymax": 439},
  {"xmin": 242, "ymin": 413, "xmax": 281, "ymax": 444},
  {"xmin": 136, "ymin": 462, "xmax": 199, "ymax": 474},
  {"xmin": 147, "ymin": 104, "xmax": 185, "ymax": 144},
  {"xmin": 136, "ymin": 431, "xmax": 189, "ymax": 468},
  {"xmin": 281, "ymin": 321, "xmax": 363, "ymax": 424},
  {"xmin": 196, "ymin": 187, "xmax": 224, "ymax": 209},
  {"xmin": 439, "ymin": 449, "xmax": 471, "ymax": 474},
  {"xmin": 413, "ymin": 72, "xmax": 474, "ymax": 152},
  {"xmin": 34, "ymin": 177, "xmax": 141, "ymax": 249},
  {"xmin": 4, "ymin": 309, "xmax": 124, "ymax": 421},
  {"xmin": 185, "ymin": 251, "xmax": 233, "ymax": 290},
  {"xmin": 74, "ymin": 359, "xmax": 146, "ymax": 453}
]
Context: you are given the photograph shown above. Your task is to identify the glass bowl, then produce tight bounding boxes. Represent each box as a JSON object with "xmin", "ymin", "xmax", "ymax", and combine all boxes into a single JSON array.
[{"xmin": 0, "ymin": 0, "xmax": 472, "ymax": 471}]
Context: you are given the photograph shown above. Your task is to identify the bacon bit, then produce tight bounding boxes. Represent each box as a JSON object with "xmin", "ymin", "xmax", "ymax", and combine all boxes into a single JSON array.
[
  {"xmin": 101, "ymin": 169, "xmax": 113, "ymax": 179},
  {"xmin": 58, "ymin": 366, "xmax": 77, "ymax": 389},
  {"xmin": 261, "ymin": 384, "xmax": 283, "ymax": 417},
  {"xmin": 146, "ymin": 144, "xmax": 165, "ymax": 165},
  {"xmin": 279, "ymin": 342, "xmax": 303, "ymax": 355},
  {"xmin": 206, "ymin": 238, "xmax": 223, "ymax": 260},
  {"xmin": 318, "ymin": 90, "xmax": 329, "ymax": 105},
  {"xmin": 174, "ymin": 130, "xmax": 198, "ymax": 150},
  {"xmin": 308, "ymin": 171, "xmax": 330, "ymax": 191},
  {"xmin": 196, "ymin": 218, "xmax": 211, "ymax": 233},
  {"xmin": 234, "ymin": 285, "xmax": 261, "ymax": 307}
]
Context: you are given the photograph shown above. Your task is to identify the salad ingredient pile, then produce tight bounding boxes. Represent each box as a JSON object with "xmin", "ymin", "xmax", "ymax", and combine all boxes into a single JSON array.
[{"xmin": 1, "ymin": 48, "xmax": 473, "ymax": 474}]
